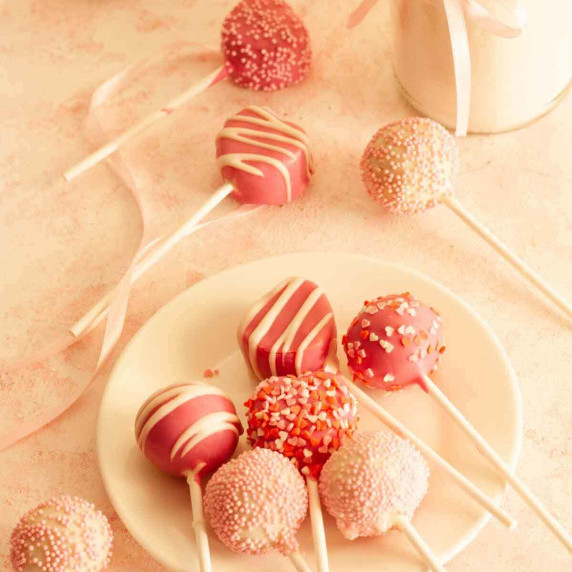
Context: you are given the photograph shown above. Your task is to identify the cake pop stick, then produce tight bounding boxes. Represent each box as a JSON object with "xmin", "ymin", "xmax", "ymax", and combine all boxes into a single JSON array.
[
  {"xmin": 69, "ymin": 106, "xmax": 314, "ymax": 338},
  {"xmin": 239, "ymin": 278, "xmax": 515, "ymax": 528},
  {"xmin": 134, "ymin": 382, "xmax": 243, "ymax": 572},
  {"xmin": 320, "ymin": 431, "xmax": 446, "ymax": 572},
  {"xmin": 245, "ymin": 372, "xmax": 360, "ymax": 572},
  {"xmin": 344, "ymin": 292, "xmax": 572, "ymax": 552},
  {"xmin": 204, "ymin": 448, "xmax": 313, "ymax": 572},
  {"xmin": 63, "ymin": 0, "xmax": 311, "ymax": 181},
  {"xmin": 361, "ymin": 116, "xmax": 572, "ymax": 320}
]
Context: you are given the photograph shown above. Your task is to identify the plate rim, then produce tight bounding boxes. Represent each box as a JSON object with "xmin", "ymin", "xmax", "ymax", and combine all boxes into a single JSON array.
[{"xmin": 97, "ymin": 251, "xmax": 524, "ymax": 570}]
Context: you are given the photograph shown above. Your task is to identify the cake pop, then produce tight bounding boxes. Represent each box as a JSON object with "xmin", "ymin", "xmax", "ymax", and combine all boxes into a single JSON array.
[
  {"xmin": 342, "ymin": 292, "xmax": 444, "ymax": 390},
  {"xmin": 204, "ymin": 448, "xmax": 311, "ymax": 571},
  {"xmin": 361, "ymin": 116, "xmax": 571, "ymax": 318},
  {"xmin": 64, "ymin": 0, "xmax": 312, "ymax": 181},
  {"xmin": 344, "ymin": 292, "xmax": 572, "ymax": 552},
  {"xmin": 245, "ymin": 371, "xmax": 358, "ymax": 572},
  {"xmin": 10, "ymin": 495, "xmax": 112, "ymax": 572},
  {"xmin": 135, "ymin": 381, "xmax": 243, "ymax": 572},
  {"xmin": 239, "ymin": 276, "xmax": 336, "ymax": 379},
  {"xmin": 70, "ymin": 107, "xmax": 314, "ymax": 343},
  {"xmin": 319, "ymin": 431, "xmax": 445, "ymax": 572}
]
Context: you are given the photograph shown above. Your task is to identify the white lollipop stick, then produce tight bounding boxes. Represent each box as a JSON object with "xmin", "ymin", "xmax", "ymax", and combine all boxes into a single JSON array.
[
  {"xmin": 393, "ymin": 515, "xmax": 446, "ymax": 572},
  {"xmin": 63, "ymin": 65, "xmax": 227, "ymax": 182},
  {"xmin": 186, "ymin": 472, "xmax": 212, "ymax": 572},
  {"xmin": 69, "ymin": 182, "xmax": 233, "ymax": 337},
  {"xmin": 343, "ymin": 378, "xmax": 516, "ymax": 529},
  {"xmin": 423, "ymin": 374, "xmax": 572, "ymax": 552},
  {"xmin": 306, "ymin": 477, "xmax": 330, "ymax": 572},
  {"xmin": 442, "ymin": 195, "xmax": 572, "ymax": 320},
  {"xmin": 288, "ymin": 551, "xmax": 314, "ymax": 572}
]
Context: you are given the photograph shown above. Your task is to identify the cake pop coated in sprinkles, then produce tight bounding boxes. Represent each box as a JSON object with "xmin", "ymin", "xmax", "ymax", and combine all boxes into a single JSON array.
[
  {"xmin": 10, "ymin": 495, "xmax": 112, "ymax": 572},
  {"xmin": 245, "ymin": 372, "xmax": 359, "ymax": 479},
  {"xmin": 204, "ymin": 448, "xmax": 308, "ymax": 555},
  {"xmin": 221, "ymin": 0, "xmax": 311, "ymax": 91},
  {"xmin": 319, "ymin": 431, "xmax": 429, "ymax": 540},
  {"xmin": 361, "ymin": 117, "xmax": 459, "ymax": 215},
  {"xmin": 343, "ymin": 293, "xmax": 445, "ymax": 391}
]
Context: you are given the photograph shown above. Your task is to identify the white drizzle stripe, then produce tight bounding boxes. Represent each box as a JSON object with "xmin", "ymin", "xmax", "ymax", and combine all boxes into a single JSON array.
[
  {"xmin": 246, "ymin": 277, "xmax": 305, "ymax": 379},
  {"xmin": 136, "ymin": 385, "xmax": 231, "ymax": 449},
  {"xmin": 170, "ymin": 411, "xmax": 240, "ymax": 461},
  {"xmin": 294, "ymin": 312, "xmax": 334, "ymax": 374},
  {"xmin": 268, "ymin": 286, "xmax": 325, "ymax": 376},
  {"xmin": 216, "ymin": 106, "xmax": 314, "ymax": 203}
]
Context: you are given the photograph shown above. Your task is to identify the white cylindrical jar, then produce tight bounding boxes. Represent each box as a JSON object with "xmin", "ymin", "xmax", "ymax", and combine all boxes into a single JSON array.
[{"xmin": 391, "ymin": 0, "xmax": 571, "ymax": 133}]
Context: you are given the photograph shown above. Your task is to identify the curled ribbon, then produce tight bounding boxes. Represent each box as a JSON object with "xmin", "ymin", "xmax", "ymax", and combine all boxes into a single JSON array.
[
  {"xmin": 347, "ymin": 0, "xmax": 526, "ymax": 135},
  {"xmin": 0, "ymin": 43, "xmax": 260, "ymax": 450}
]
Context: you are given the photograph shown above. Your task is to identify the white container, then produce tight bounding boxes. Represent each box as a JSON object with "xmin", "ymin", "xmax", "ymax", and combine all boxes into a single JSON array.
[{"xmin": 391, "ymin": 0, "xmax": 571, "ymax": 133}]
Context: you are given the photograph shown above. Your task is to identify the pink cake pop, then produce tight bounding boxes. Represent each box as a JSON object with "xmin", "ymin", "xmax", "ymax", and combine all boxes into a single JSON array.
[
  {"xmin": 319, "ymin": 432, "xmax": 445, "ymax": 572},
  {"xmin": 245, "ymin": 372, "xmax": 358, "ymax": 572},
  {"xmin": 135, "ymin": 381, "xmax": 243, "ymax": 572},
  {"xmin": 10, "ymin": 495, "xmax": 113, "ymax": 572},
  {"xmin": 204, "ymin": 448, "xmax": 311, "ymax": 571},
  {"xmin": 222, "ymin": 0, "xmax": 312, "ymax": 91},
  {"xmin": 239, "ymin": 277, "xmax": 336, "ymax": 379},
  {"xmin": 64, "ymin": 1, "xmax": 312, "ymax": 182},
  {"xmin": 216, "ymin": 107, "xmax": 315, "ymax": 205},
  {"xmin": 342, "ymin": 292, "xmax": 445, "ymax": 391}
]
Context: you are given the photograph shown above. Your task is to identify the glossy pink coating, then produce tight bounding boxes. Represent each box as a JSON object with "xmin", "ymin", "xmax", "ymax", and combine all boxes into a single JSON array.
[
  {"xmin": 204, "ymin": 448, "xmax": 308, "ymax": 555},
  {"xmin": 134, "ymin": 382, "xmax": 243, "ymax": 479},
  {"xmin": 342, "ymin": 293, "xmax": 445, "ymax": 391},
  {"xmin": 238, "ymin": 276, "xmax": 336, "ymax": 379},
  {"xmin": 221, "ymin": 0, "xmax": 311, "ymax": 91},
  {"xmin": 216, "ymin": 106, "xmax": 314, "ymax": 205}
]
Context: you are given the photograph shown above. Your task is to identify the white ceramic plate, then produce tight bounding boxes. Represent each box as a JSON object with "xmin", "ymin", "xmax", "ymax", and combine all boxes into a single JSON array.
[{"xmin": 98, "ymin": 252, "xmax": 522, "ymax": 572}]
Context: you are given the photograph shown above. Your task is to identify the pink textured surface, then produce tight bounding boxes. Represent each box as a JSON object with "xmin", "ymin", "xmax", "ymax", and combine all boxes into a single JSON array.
[{"xmin": 0, "ymin": 1, "xmax": 570, "ymax": 571}]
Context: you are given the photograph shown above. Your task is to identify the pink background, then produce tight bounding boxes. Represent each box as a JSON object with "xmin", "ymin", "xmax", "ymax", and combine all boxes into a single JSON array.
[{"xmin": 0, "ymin": 1, "xmax": 570, "ymax": 570}]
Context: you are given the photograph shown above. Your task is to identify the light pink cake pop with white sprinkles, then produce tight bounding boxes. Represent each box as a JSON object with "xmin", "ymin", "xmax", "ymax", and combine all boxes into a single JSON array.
[
  {"xmin": 319, "ymin": 431, "xmax": 429, "ymax": 540},
  {"xmin": 204, "ymin": 448, "xmax": 308, "ymax": 555},
  {"xmin": 221, "ymin": 0, "xmax": 311, "ymax": 92},
  {"xmin": 10, "ymin": 495, "xmax": 112, "ymax": 572},
  {"xmin": 361, "ymin": 117, "xmax": 459, "ymax": 215}
]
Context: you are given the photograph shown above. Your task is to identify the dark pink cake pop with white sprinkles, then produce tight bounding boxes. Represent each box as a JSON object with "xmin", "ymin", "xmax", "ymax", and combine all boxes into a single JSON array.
[
  {"xmin": 221, "ymin": 0, "xmax": 311, "ymax": 91},
  {"xmin": 204, "ymin": 448, "xmax": 308, "ymax": 555},
  {"xmin": 361, "ymin": 117, "xmax": 459, "ymax": 215},
  {"xmin": 343, "ymin": 293, "xmax": 445, "ymax": 391},
  {"xmin": 319, "ymin": 431, "xmax": 429, "ymax": 540},
  {"xmin": 10, "ymin": 495, "xmax": 112, "ymax": 572}
]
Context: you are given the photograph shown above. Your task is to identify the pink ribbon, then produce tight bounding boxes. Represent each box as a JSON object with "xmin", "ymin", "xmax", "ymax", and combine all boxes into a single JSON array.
[
  {"xmin": 347, "ymin": 0, "xmax": 526, "ymax": 135},
  {"xmin": 0, "ymin": 43, "xmax": 259, "ymax": 450}
]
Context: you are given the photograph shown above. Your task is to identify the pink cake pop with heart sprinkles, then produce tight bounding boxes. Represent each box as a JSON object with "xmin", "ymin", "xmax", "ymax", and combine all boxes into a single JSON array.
[
  {"xmin": 238, "ymin": 276, "xmax": 336, "ymax": 379},
  {"xmin": 134, "ymin": 381, "xmax": 243, "ymax": 478},
  {"xmin": 216, "ymin": 106, "xmax": 314, "ymax": 205},
  {"xmin": 343, "ymin": 293, "xmax": 445, "ymax": 391},
  {"xmin": 361, "ymin": 117, "xmax": 459, "ymax": 215},
  {"xmin": 221, "ymin": 0, "xmax": 311, "ymax": 91},
  {"xmin": 204, "ymin": 448, "xmax": 308, "ymax": 556},
  {"xmin": 319, "ymin": 431, "xmax": 429, "ymax": 539},
  {"xmin": 10, "ymin": 495, "xmax": 112, "ymax": 572},
  {"xmin": 245, "ymin": 372, "xmax": 358, "ymax": 479}
]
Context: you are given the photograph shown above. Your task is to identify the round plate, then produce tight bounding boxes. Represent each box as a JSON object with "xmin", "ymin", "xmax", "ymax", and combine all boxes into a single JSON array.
[{"xmin": 98, "ymin": 252, "xmax": 522, "ymax": 572}]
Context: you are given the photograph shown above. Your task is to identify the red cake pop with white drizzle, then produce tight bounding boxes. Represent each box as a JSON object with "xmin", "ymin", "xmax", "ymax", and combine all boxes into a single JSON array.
[
  {"xmin": 204, "ymin": 448, "xmax": 308, "ymax": 556},
  {"xmin": 216, "ymin": 107, "xmax": 314, "ymax": 205},
  {"xmin": 245, "ymin": 372, "xmax": 358, "ymax": 479},
  {"xmin": 10, "ymin": 495, "xmax": 113, "ymax": 572},
  {"xmin": 361, "ymin": 117, "xmax": 459, "ymax": 215},
  {"xmin": 134, "ymin": 381, "xmax": 243, "ymax": 478},
  {"xmin": 239, "ymin": 277, "xmax": 336, "ymax": 379},
  {"xmin": 221, "ymin": 0, "xmax": 311, "ymax": 92},
  {"xmin": 343, "ymin": 293, "xmax": 445, "ymax": 391}
]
